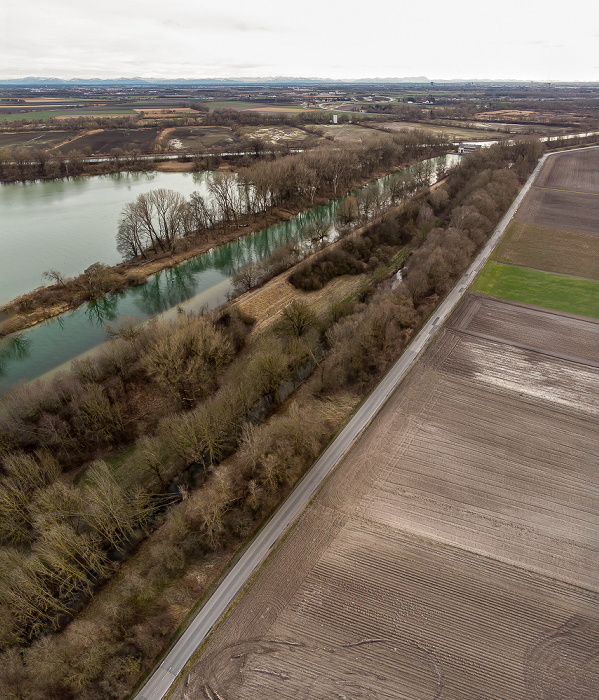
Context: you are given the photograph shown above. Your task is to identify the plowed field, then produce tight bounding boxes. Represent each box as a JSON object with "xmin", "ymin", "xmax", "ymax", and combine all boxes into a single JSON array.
[
  {"xmin": 55, "ymin": 128, "xmax": 158, "ymax": 154},
  {"xmin": 172, "ymin": 294, "xmax": 599, "ymax": 699},
  {"xmin": 535, "ymin": 148, "xmax": 599, "ymax": 193},
  {"xmin": 493, "ymin": 221, "xmax": 599, "ymax": 280},
  {"xmin": 515, "ymin": 187, "xmax": 599, "ymax": 235}
]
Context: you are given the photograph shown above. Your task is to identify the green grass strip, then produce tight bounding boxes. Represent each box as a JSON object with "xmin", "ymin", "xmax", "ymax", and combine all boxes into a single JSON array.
[
  {"xmin": 471, "ymin": 262, "xmax": 599, "ymax": 318},
  {"xmin": 0, "ymin": 109, "xmax": 135, "ymax": 121}
]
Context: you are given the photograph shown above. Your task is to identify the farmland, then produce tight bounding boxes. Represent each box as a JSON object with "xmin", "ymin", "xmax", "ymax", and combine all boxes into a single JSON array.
[
  {"xmin": 477, "ymin": 148, "xmax": 599, "ymax": 312},
  {"xmin": 0, "ymin": 108, "xmax": 135, "ymax": 122},
  {"xmin": 173, "ymin": 293, "xmax": 599, "ymax": 699},
  {"xmin": 493, "ymin": 221, "xmax": 599, "ymax": 280},
  {"xmin": 515, "ymin": 186, "xmax": 599, "ymax": 234},
  {"xmin": 471, "ymin": 263, "xmax": 599, "ymax": 318},
  {"xmin": 374, "ymin": 119, "xmax": 505, "ymax": 140},
  {"xmin": 0, "ymin": 130, "xmax": 79, "ymax": 150},
  {"xmin": 514, "ymin": 149, "xmax": 599, "ymax": 237},
  {"xmin": 534, "ymin": 147, "xmax": 599, "ymax": 193},
  {"xmin": 203, "ymin": 101, "xmax": 310, "ymax": 114},
  {"xmin": 54, "ymin": 128, "xmax": 159, "ymax": 153}
]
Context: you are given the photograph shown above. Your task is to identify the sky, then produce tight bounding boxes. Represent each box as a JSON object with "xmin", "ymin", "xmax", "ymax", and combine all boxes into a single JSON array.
[{"xmin": 2, "ymin": 0, "xmax": 598, "ymax": 81}]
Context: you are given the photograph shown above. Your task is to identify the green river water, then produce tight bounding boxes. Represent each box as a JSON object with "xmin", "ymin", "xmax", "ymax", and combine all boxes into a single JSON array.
[{"xmin": 0, "ymin": 155, "xmax": 458, "ymax": 394}]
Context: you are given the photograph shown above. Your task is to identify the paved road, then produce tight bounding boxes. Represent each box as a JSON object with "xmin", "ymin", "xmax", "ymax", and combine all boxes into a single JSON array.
[{"xmin": 135, "ymin": 148, "xmax": 577, "ymax": 700}]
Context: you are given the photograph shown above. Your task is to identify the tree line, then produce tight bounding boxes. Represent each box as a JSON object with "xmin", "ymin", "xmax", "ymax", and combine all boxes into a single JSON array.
[{"xmin": 116, "ymin": 130, "xmax": 451, "ymax": 260}]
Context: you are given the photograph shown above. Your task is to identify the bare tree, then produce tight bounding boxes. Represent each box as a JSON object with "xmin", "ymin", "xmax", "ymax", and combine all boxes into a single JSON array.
[
  {"xmin": 277, "ymin": 300, "xmax": 317, "ymax": 338},
  {"xmin": 231, "ymin": 261, "xmax": 263, "ymax": 295},
  {"xmin": 303, "ymin": 218, "xmax": 331, "ymax": 248},
  {"xmin": 83, "ymin": 461, "xmax": 154, "ymax": 550},
  {"xmin": 42, "ymin": 269, "xmax": 67, "ymax": 286},
  {"xmin": 117, "ymin": 188, "xmax": 189, "ymax": 259},
  {"xmin": 208, "ymin": 172, "xmax": 242, "ymax": 228}
]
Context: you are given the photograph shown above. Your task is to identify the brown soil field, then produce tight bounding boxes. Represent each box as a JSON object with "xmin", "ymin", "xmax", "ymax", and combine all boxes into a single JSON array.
[
  {"xmin": 134, "ymin": 107, "xmax": 195, "ymax": 115},
  {"xmin": 472, "ymin": 109, "xmax": 580, "ymax": 124},
  {"xmin": 373, "ymin": 120, "xmax": 505, "ymax": 139},
  {"xmin": 453, "ymin": 294, "xmax": 599, "ymax": 364},
  {"xmin": 55, "ymin": 128, "xmax": 158, "ymax": 154},
  {"xmin": 535, "ymin": 147, "xmax": 599, "ymax": 193},
  {"xmin": 494, "ymin": 221, "xmax": 599, "ymax": 280},
  {"xmin": 474, "ymin": 109, "xmax": 538, "ymax": 120},
  {"xmin": 515, "ymin": 187, "xmax": 599, "ymax": 235},
  {"xmin": 317, "ymin": 124, "xmax": 375, "ymax": 142},
  {"xmin": 173, "ymin": 294, "xmax": 599, "ymax": 699},
  {"xmin": 21, "ymin": 97, "xmax": 95, "ymax": 104},
  {"xmin": 244, "ymin": 105, "xmax": 309, "ymax": 114},
  {"xmin": 0, "ymin": 130, "xmax": 79, "ymax": 150}
]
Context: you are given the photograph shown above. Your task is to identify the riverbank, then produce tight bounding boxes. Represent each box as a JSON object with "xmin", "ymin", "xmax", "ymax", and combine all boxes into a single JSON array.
[
  {"xmin": 0, "ymin": 153, "xmax": 447, "ymax": 337},
  {"xmin": 0, "ymin": 204, "xmax": 299, "ymax": 336}
]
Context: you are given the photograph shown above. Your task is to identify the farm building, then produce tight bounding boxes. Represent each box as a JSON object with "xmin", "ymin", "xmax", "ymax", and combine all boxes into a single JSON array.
[{"xmin": 457, "ymin": 140, "xmax": 498, "ymax": 154}]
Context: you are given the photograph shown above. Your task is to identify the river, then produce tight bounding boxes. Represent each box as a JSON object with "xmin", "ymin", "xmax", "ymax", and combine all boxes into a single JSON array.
[
  {"xmin": 0, "ymin": 155, "xmax": 458, "ymax": 394},
  {"xmin": 0, "ymin": 170, "xmax": 215, "ymax": 306}
]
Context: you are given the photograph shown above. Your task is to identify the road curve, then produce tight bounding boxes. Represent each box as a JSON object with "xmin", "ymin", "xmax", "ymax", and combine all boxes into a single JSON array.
[{"xmin": 135, "ymin": 147, "xmax": 588, "ymax": 700}]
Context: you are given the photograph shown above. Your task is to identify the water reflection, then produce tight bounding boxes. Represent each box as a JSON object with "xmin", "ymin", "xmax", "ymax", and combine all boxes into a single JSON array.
[
  {"xmin": 0, "ymin": 333, "xmax": 32, "ymax": 378},
  {"xmin": 0, "ymin": 154, "xmax": 458, "ymax": 393},
  {"xmin": 135, "ymin": 264, "xmax": 205, "ymax": 315},
  {"xmin": 85, "ymin": 295, "xmax": 120, "ymax": 326}
]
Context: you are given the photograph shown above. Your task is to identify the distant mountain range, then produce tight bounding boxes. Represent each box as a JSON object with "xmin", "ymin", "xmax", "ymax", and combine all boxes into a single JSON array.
[{"xmin": 0, "ymin": 76, "xmax": 542, "ymax": 86}]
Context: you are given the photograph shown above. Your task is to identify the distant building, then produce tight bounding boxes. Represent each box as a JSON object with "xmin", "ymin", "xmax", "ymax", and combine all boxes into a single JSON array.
[{"xmin": 457, "ymin": 141, "xmax": 498, "ymax": 154}]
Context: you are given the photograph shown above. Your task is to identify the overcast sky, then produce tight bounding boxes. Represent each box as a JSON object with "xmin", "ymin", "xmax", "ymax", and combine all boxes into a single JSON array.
[{"xmin": 2, "ymin": 0, "xmax": 598, "ymax": 81}]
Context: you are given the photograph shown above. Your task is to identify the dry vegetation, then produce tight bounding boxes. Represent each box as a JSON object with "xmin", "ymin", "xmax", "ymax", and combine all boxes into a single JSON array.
[{"xmin": 175, "ymin": 294, "xmax": 599, "ymax": 699}]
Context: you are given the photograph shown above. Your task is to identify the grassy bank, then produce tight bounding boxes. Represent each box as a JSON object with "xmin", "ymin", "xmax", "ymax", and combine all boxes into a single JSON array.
[{"xmin": 471, "ymin": 262, "xmax": 599, "ymax": 318}]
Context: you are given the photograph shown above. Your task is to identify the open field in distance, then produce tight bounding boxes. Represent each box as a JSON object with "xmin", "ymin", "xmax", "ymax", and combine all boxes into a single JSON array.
[
  {"xmin": 203, "ymin": 101, "xmax": 310, "ymax": 114},
  {"xmin": 173, "ymin": 293, "xmax": 599, "ymax": 699},
  {"xmin": 0, "ymin": 130, "xmax": 79, "ymax": 150},
  {"xmin": 315, "ymin": 124, "xmax": 380, "ymax": 142},
  {"xmin": 0, "ymin": 108, "xmax": 136, "ymax": 122},
  {"xmin": 159, "ymin": 126, "xmax": 237, "ymax": 150},
  {"xmin": 239, "ymin": 125, "xmax": 312, "ymax": 144},
  {"xmin": 373, "ymin": 120, "xmax": 506, "ymax": 140},
  {"xmin": 493, "ymin": 221, "xmax": 599, "ymax": 280},
  {"xmin": 55, "ymin": 128, "xmax": 159, "ymax": 153}
]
